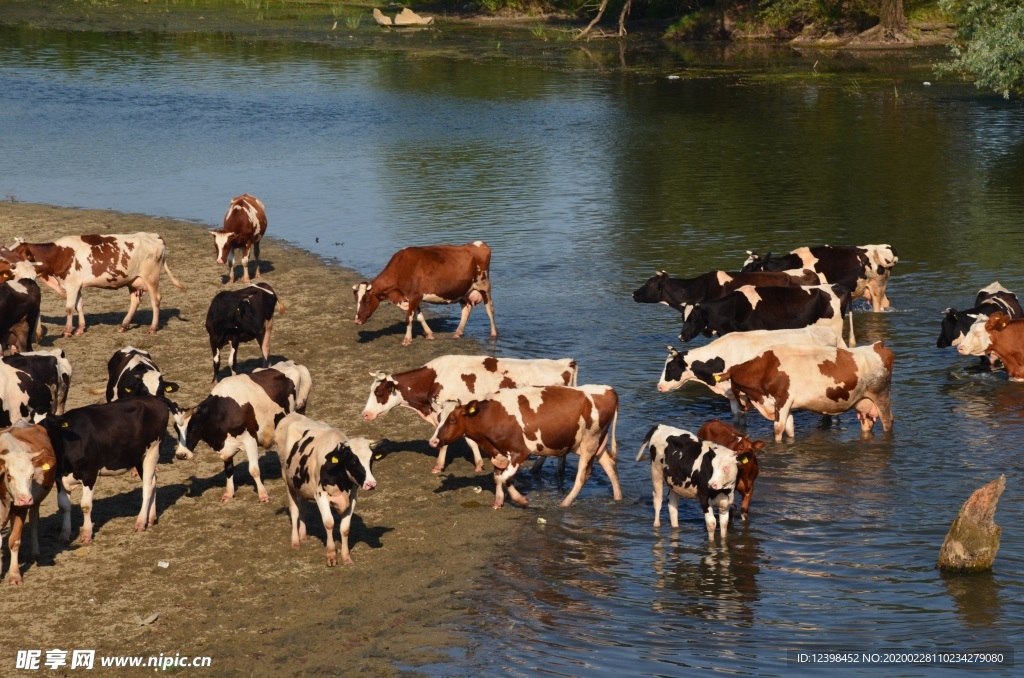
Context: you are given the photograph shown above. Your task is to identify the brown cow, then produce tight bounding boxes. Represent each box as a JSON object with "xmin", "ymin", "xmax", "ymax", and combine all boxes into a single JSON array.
[
  {"xmin": 211, "ymin": 194, "xmax": 268, "ymax": 284},
  {"xmin": 428, "ymin": 385, "xmax": 621, "ymax": 509},
  {"xmin": 0, "ymin": 423, "xmax": 56, "ymax": 585},
  {"xmin": 11, "ymin": 233, "xmax": 187, "ymax": 336},
  {"xmin": 353, "ymin": 241, "xmax": 497, "ymax": 346},
  {"xmin": 696, "ymin": 419, "xmax": 764, "ymax": 521},
  {"xmin": 957, "ymin": 311, "xmax": 1024, "ymax": 380}
]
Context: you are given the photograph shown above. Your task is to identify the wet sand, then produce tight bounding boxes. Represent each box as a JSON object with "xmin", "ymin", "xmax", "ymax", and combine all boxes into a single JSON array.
[{"xmin": 0, "ymin": 201, "xmax": 518, "ymax": 675}]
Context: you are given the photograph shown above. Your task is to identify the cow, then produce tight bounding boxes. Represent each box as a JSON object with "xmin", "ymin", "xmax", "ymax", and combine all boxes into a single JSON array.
[
  {"xmin": 678, "ymin": 284, "xmax": 854, "ymax": 347},
  {"xmin": 658, "ymin": 326, "xmax": 841, "ymax": 414},
  {"xmin": 11, "ymin": 232, "xmax": 187, "ymax": 336},
  {"xmin": 957, "ymin": 312, "xmax": 1024, "ymax": 381},
  {"xmin": 632, "ymin": 269, "xmax": 821, "ymax": 313},
  {"xmin": 0, "ymin": 276, "xmax": 42, "ymax": 355},
  {"xmin": 742, "ymin": 244, "xmax": 898, "ymax": 312},
  {"xmin": 105, "ymin": 347, "xmax": 178, "ymax": 402},
  {"xmin": 0, "ymin": 423, "xmax": 56, "ymax": 585},
  {"xmin": 274, "ymin": 413, "xmax": 377, "ymax": 566},
  {"xmin": 205, "ymin": 283, "xmax": 284, "ymax": 382},
  {"xmin": 1, "ymin": 349, "xmax": 72, "ymax": 422},
  {"xmin": 210, "ymin": 193, "xmax": 267, "ymax": 284},
  {"xmin": 716, "ymin": 342, "xmax": 895, "ymax": 441},
  {"xmin": 362, "ymin": 355, "xmax": 578, "ymax": 473},
  {"xmin": 173, "ymin": 360, "xmax": 311, "ymax": 503},
  {"xmin": 696, "ymin": 419, "xmax": 763, "ymax": 521},
  {"xmin": 635, "ymin": 425, "xmax": 740, "ymax": 539},
  {"xmin": 38, "ymin": 396, "xmax": 171, "ymax": 544},
  {"xmin": 938, "ymin": 283, "xmax": 1023, "ymax": 368},
  {"xmin": 428, "ymin": 385, "xmax": 621, "ymax": 509},
  {"xmin": 353, "ymin": 241, "xmax": 497, "ymax": 346}
]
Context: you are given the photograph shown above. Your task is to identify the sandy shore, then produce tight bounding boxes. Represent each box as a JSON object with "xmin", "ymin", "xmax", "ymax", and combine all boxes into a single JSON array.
[{"xmin": 0, "ymin": 201, "xmax": 518, "ymax": 675}]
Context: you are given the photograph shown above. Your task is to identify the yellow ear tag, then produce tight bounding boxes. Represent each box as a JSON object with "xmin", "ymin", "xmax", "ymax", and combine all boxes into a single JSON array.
[
  {"xmin": 738, "ymin": 456, "xmax": 748, "ymax": 465},
  {"xmin": 330, "ymin": 456, "xmax": 339, "ymax": 464},
  {"xmin": 125, "ymin": 387, "xmax": 132, "ymax": 393},
  {"xmin": 714, "ymin": 374, "xmax": 723, "ymax": 383},
  {"xmin": 467, "ymin": 405, "xmax": 477, "ymax": 414},
  {"xmin": 374, "ymin": 454, "xmax": 383, "ymax": 460},
  {"xmin": 42, "ymin": 463, "xmax": 50, "ymax": 471},
  {"xmin": 61, "ymin": 422, "xmax": 69, "ymax": 428}
]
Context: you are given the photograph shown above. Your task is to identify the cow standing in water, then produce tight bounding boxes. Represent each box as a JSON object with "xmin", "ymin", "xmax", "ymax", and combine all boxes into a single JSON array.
[{"xmin": 211, "ymin": 194, "xmax": 268, "ymax": 284}]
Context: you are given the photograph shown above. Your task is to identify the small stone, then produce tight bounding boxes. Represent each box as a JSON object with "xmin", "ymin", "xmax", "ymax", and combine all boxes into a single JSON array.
[{"xmin": 938, "ymin": 475, "xmax": 1005, "ymax": 572}]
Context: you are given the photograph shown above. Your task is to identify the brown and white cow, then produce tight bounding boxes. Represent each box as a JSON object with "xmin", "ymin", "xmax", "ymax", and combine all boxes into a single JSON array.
[
  {"xmin": 362, "ymin": 355, "xmax": 577, "ymax": 473},
  {"xmin": 353, "ymin": 242, "xmax": 497, "ymax": 346},
  {"xmin": 173, "ymin": 360, "xmax": 311, "ymax": 502},
  {"xmin": 2, "ymin": 350, "xmax": 72, "ymax": 422},
  {"xmin": 274, "ymin": 414, "xmax": 377, "ymax": 566},
  {"xmin": 717, "ymin": 342, "xmax": 895, "ymax": 441},
  {"xmin": 11, "ymin": 232, "xmax": 187, "ymax": 336},
  {"xmin": 211, "ymin": 194, "xmax": 267, "ymax": 284},
  {"xmin": 636, "ymin": 425, "xmax": 740, "ymax": 539},
  {"xmin": 428, "ymin": 385, "xmax": 621, "ymax": 509},
  {"xmin": 0, "ymin": 423, "xmax": 56, "ymax": 585},
  {"xmin": 743, "ymin": 244, "xmax": 898, "ymax": 312},
  {"xmin": 958, "ymin": 312, "xmax": 1024, "ymax": 380},
  {"xmin": 696, "ymin": 419, "xmax": 763, "ymax": 521}
]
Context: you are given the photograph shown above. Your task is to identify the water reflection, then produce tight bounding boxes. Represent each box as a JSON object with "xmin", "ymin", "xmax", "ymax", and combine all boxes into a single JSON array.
[{"xmin": 940, "ymin": 570, "xmax": 1003, "ymax": 628}]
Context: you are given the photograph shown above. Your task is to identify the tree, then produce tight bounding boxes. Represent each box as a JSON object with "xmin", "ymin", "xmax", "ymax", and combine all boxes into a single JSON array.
[
  {"xmin": 879, "ymin": 0, "xmax": 907, "ymax": 39},
  {"xmin": 939, "ymin": 0, "xmax": 1024, "ymax": 99}
]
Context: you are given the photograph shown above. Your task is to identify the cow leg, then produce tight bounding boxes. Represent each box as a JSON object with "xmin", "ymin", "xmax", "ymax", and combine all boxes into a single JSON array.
[
  {"xmin": 432, "ymin": 444, "xmax": 450, "ymax": 474},
  {"xmin": 453, "ymin": 300, "xmax": 472, "ymax": 339},
  {"xmin": 560, "ymin": 451, "xmax": 595, "ymax": 507},
  {"xmin": 62, "ymin": 285, "xmax": 81, "ymax": 336},
  {"xmin": 227, "ymin": 249, "xmax": 236, "ymax": 284},
  {"xmin": 504, "ymin": 481, "xmax": 529, "ymax": 508},
  {"xmin": 119, "ymin": 280, "xmax": 143, "ymax": 332},
  {"xmin": 337, "ymin": 497, "xmax": 358, "ymax": 565},
  {"xmin": 667, "ymin": 491, "xmax": 680, "ymax": 529},
  {"xmin": 228, "ymin": 341, "xmax": 239, "ymax": 376},
  {"xmin": 241, "ymin": 244, "xmax": 252, "ymax": 285},
  {"xmin": 135, "ymin": 442, "xmax": 160, "ymax": 531},
  {"xmin": 481, "ymin": 290, "xmax": 498, "ymax": 338},
  {"xmin": 465, "ymin": 438, "xmax": 484, "ymax": 473},
  {"xmin": 491, "ymin": 470, "xmax": 508, "ymax": 509},
  {"xmin": 221, "ymin": 456, "xmax": 237, "ymax": 502},
  {"xmin": 211, "ymin": 345, "xmax": 221, "ymax": 383},
  {"xmin": 144, "ymin": 277, "xmax": 161, "ymax": 334},
  {"xmin": 785, "ymin": 412, "xmax": 796, "ymax": 439},
  {"xmin": 286, "ymin": 486, "xmax": 304, "ymax": 548},
  {"xmin": 650, "ymin": 463, "xmax": 664, "ymax": 527},
  {"xmin": 79, "ymin": 484, "xmax": 95, "ymax": 543},
  {"xmin": 6, "ymin": 510, "xmax": 25, "ymax": 585},
  {"xmin": 715, "ymin": 496, "xmax": 731, "ymax": 539},
  {"xmin": 701, "ymin": 500, "xmax": 718, "ymax": 540},
  {"xmin": 29, "ymin": 505, "xmax": 40, "ymax": 559},
  {"xmin": 260, "ymin": 318, "xmax": 273, "ymax": 368},
  {"xmin": 315, "ymin": 494, "xmax": 338, "ymax": 566},
  {"xmin": 253, "ymin": 241, "xmax": 261, "ymax": 280},
  {"xmin": 244, "ymin": 438, "xmax": 270, "ymax": 503},
  {"xmin": 595, "ymin": 450, "xmax": 623, "ymax": 501},
  {"xmin": 57, "ymin": 485, "xmax": 73, "ymax": 542}
]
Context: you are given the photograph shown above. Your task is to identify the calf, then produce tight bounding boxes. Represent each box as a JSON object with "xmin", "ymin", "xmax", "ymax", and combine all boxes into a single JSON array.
[
  {"xmin": 632, "ymin": 269, "xmax": 821, "ymax": 313},
  {"xmin": 2, "ymin": 349, "xmax": 72, "ymax": 421},
  {"xmin": 679, "ymin": 284, "xmax": 853, "ymax": 346},
  {"xmin": 696, "ymin": 419, "xmax": 763, "ymax": 521},
  {"xmin": 211, "ymin": 193, "xmax": 267, "ymax": 284},
  {"xmin": 636, "ymin": 425, "xmax": 739, "ymax": 539},
  {"xmin": 206, "ymin": 282, "xmax": 284, "ymax": 382},
  {"xmin": 274, "ymin": 414, "xmax": 377, "ymax": 566},
  {"xmin": 958, "ymin": 312, "xmax": 1024, "ymax": 380},
  {"xmin": 173, "ymin": 360, "xmax": 311, "ymax": 502},
  {"xmin": 39, "ymin": 396, "xmax": 170, "ymax": 543},
  {"xmin": 0, "ymin": 423, "xmax": 56, "ymax": 585},
  {"xmin": 658, "ymin": 326, "xmax": 840, "ymax": 418},
  {"xmin": 105, "ymin": 346, "xmax": 178, "ymax": 402},
  {"xmin": 11, "ymin": 232, "xmax": 187, "ymax": 336},
  {"xmin": 742, "ymin": 244, "xmax": 898, "ymax": 312},
  {"xmin": 718, "ymin": 342, "xmax": 895, "ymax": 441},
  {"xmin": 428, "ymin": 385, "xmax": 621, "ymax": 509},
  {"xmin": 0, "ymin": 277, "xmax": 42, "ymax": 354},
  {"xmin": 362, "ymin": 355, "xmax": 577, "ymax": 473},
  {"xmin": 353, "ymin": 241, "xmax": 497, "ymax": 346},
  {"xmin": 938, "ymin": 283, "xmax": 1023, "ymax": 367}
]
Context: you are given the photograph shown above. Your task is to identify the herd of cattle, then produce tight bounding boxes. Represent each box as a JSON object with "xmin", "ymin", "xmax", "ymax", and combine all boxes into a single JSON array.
[{"xmin": 1, "ymin": 196, "xmax": 1022, "ymax": 584}]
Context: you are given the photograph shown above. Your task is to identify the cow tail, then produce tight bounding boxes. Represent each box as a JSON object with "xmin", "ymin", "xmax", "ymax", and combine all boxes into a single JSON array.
[
  {"xmin": 276, "ymin": 297, "xmax": 287, "ymax": 316},
  {"xmin": 608, "ymin": 407, "xmax": 618, "ymax": 460},
  {"xmin": 163, "ymin": 252, "xmax": 188, "ymax": 292},
  {"xmin": 636, "ymin": 424, "xmax": 659, "ymax": 462},
  {"xmin": 847, "ymin": 307, "xmax": 856, "ymax": 347}
]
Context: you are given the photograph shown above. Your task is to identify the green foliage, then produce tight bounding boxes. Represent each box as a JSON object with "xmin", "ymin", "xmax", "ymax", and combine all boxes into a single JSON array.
[
  {"xmin": 757, "ymin": 0, "xmax": 879, "ymax": 30},
  {"xmin": 939, "ymin": 0, "xmax": 1024, "ymax": 98}
]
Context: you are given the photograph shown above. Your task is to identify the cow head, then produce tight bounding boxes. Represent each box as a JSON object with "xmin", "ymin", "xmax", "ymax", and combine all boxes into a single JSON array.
[
  {"xmin": 678, "ymin": 305, "xmax": 711, "ymax": 342},
  {"xmin": 957, "ymin": 315, "xmax": 993, "ymax": 356},
  {"xmin": 937, "ymin": 307, "xmax": 968, "ymax": 349},
  {"xmin": 172, "ymin": 408, "xmax": 197, "ymax": 460},
  {"xmin": 0, "ymin": 433, "xmax": 50, "ymax": 507},
  {"xmin": 658, "ymin": 346, "xmax": 725, "ymax": 392},
  {"xmin": 631, "ymin": 271, "xmax": 670, "ymax": 304},
  {"xmin": 353, "ymin": 282, "xmax": 381, "ymax": 324},
  {"xmin": 209, "ymin": 230, "xmax": 238, "ymax": 265},
  {"xmin": 741, "ymin": 251, "xmax": 770, "ymax": 272},
  {"xmin": 428, "ymin": 399, "xmax": 471, "ymax": 448},
  {"xmin": 706, "ymin": 443, "xmax": 741, "ymax": 492},
  {"xmin": 362, "ymin": 371, "xmax": 404, "ymax": 421},
  {"xmin": 321, "ymin": 438, "xmax": 378, "ymax": 498}
]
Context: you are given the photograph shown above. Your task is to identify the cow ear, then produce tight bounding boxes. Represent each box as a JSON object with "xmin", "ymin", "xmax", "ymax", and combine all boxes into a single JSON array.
[
  {"xmin": 713, "ymin": 372, "xmax": 728, "ymax": 383},
  {"xmin": 163, "ymin": 382, "xmax": 180, "ymax": 394},
  {"xmin": 466, "ymin": 400, "xmax": 480, "ymax": 416},
  {"xmin": 751, "ymin": 440, "xmax": 765, "ymax": 451}
]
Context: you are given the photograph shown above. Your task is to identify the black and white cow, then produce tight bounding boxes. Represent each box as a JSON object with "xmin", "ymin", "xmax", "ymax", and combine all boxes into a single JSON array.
[
  {"xmin": 636, "ymin": 424, "xmax": 740, "ymax": 539},
  {"xmin": 632, "ymin": 269, "xmax": 821, "ymax": 313},
  {"xmin": 39, "ymin": 396, "xmax": 171, "ymax": 543},
  {"xmin": 1, "ymin": 349, "xmax": 72, "ymax": 421},
  {"xmin": 742, "ymin": 244, "xmax": 898, "ymax": 312},
  {"xmin": 678, "ymin": 284, "xmax": 853, "ymax": 346},
  {"xmin": 0, "ymin": 276, "xmax": 42, "ymax": 355},
  {"xmin": 274, "ymin": 413, "xmax": 377, "ymax": 566},
  {"xmin": 937, "ymin": 282, "xmax": 1024, "ymax": 367},
  {"xmin": 105, "ymin": 347, "xmax": 179, "ymax": 402},
  {"xmin": 173, "ymin": 360, "xmax": 311, "ymax": 503},
  {"xmin": 206, "ymin": 282, "xmax": 284, "ymax": 382}
]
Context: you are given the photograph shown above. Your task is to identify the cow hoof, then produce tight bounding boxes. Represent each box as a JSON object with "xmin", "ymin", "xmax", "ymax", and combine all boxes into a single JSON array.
[
  {"xmin": 62, "ymin": 331, "xmax": 73, "ymax": 338},
  {"xmin": 135, "ymin": 523, "xmax": 146, "ymax": 533},
  {"xmin": 452, "ymin": 331, "xmax": 464, "ymax": 339},
  {"xmin": 78, "ymin": 535, "xmax": 92, "ymax": 545},
  {"xmin": 474, "ymin": 464, "xmax": 485, "ymax": 473},
  {"xmin": 492, "ymin": 502, "xmax": 503, "ymax": 510},
  {"xmin": 258, "ymin": 494, "xmax": 270, "ymax": 503},
  {"xmin": 8, "ymin": 576, "xmax": 23, "ymax": 586},
  {"xmin": 326, "ymin": 553, "xmax": 338, "ymax": 567},
  {"xmin": 342, "ymin": 555, "xmax": 353, "ymax": 565},
  {"xmin": 220, "ymin": 494, "xmax": 233, "ymax": 503},
  {"xmin": 147, "ymin": 328, "xmax": 158, "ymax": 335},
  {"xmin": 401, "ymin": 338, "xmax": 413, "ymax": 346},
  {"xmin": 59, "ymin": 533, "xmax": 72, "ymax": 544},
  {"xmin": 117, "ymin": 325, "xmax": 128, "ymax": 333},
  {"xmin": 425, "ymin": 334, "xmax": 435, "ymax": 341},
  {"xmin": 74, "ymin": 328, "xmax": 86, "ymax": 336},
  {"xmin": 512, "ymin": 497, "xmax": 530, "ymax": 508},
  {"xmin": 291, "ymin": 541, "xmax": 301, "ymax": 550},
  {"xmin": 431, "ymin": 466, "xmax": 443, "ymax": 474}
]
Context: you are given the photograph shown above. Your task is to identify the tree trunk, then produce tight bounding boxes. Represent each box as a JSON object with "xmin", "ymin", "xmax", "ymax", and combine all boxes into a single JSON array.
[
  {"xmin": 879, "ymin": 0, "xmax": 908, "ymax": 39},
  {"xmin": 576, "ymin": 0, "xmax": 611, "ymax": 40}
]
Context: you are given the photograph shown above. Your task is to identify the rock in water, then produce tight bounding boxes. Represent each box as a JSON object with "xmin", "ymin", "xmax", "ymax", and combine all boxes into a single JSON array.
[{"xmin": 938, "ymin": 475, "xmax": 1005, "ymax": 572}]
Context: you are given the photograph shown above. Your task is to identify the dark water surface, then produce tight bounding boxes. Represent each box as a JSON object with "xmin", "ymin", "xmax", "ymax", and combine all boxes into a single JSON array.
[{"xmin": 2, "ymin": 26, "xmax": 1023, "ymax": 675}]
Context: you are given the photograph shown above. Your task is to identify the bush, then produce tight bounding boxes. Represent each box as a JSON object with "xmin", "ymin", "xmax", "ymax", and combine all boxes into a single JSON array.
[{"xmin": 939, "ymin": 0, "xmax": 1024, "ymax": 98}]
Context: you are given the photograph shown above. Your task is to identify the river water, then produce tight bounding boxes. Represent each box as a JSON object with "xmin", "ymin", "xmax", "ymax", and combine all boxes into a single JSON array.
[{"xmin": 1, "ymin": 26, "xmax": 1023, "ymax": 675}]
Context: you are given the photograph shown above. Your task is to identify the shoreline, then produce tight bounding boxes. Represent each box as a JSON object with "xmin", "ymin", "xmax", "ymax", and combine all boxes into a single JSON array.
[{"xmin": 0, "ymin": 201, "xmax": 517, "ymax": 674}]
